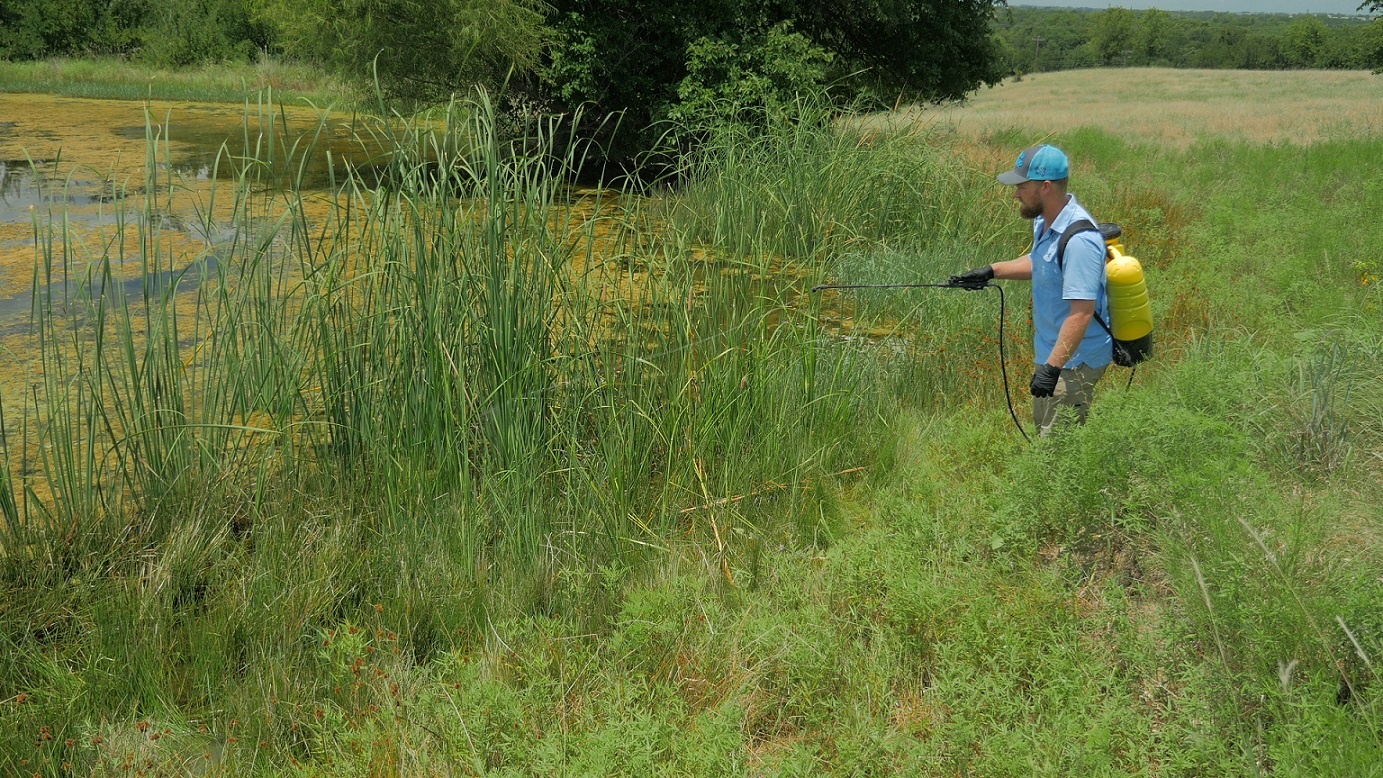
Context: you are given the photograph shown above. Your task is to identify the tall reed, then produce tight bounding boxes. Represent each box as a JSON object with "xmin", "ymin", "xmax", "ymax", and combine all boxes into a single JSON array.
[
  {"xmin": 7, "ymin": 90, "xmax": 971, "ymax": 596},
  {"xmin": 0, "ymin": 96, "xmax": 985, "ymax": 769}
]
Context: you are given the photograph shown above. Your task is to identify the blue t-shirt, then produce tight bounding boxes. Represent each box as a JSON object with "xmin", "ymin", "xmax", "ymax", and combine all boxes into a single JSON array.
[{"xmin": 1030, "ymin": 194, "xmax": 1112, "ymax": 369}]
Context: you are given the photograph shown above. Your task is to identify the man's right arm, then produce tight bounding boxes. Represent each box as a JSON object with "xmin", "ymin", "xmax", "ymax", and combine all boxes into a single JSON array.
[
  {"xmin": 991, "ymin": 255, "xmax": 1033, "ymax": 281},
  {"xmin": 952, "ymin": 255, "xmax": 1033, "ymax": 287}
]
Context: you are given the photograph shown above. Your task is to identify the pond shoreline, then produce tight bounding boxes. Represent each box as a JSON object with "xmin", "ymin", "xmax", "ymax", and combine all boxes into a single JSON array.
[{"xmin": 0, "ymin": 55, "xmax": 358, "ymax": 106}]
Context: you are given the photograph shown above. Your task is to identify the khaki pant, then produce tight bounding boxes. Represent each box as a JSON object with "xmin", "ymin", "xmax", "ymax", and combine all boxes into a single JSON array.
[{"xmin": 1033, "ymin": 363, "xmax": 1107, "ymax": 437}]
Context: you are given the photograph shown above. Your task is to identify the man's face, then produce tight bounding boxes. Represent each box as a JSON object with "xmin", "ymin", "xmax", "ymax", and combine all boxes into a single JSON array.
[{"xmin": 1014, "ymin": 179, "xmax": 1044, "ymax": 220}]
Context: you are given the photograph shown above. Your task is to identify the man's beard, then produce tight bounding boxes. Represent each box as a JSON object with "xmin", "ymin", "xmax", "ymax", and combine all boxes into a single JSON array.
[{"xmin": 1020, "ymin": 201, "xmax": 1042, "ymax": 220}]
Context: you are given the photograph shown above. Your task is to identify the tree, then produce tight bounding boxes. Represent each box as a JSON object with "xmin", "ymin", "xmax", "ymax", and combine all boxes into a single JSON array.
[
  {"xmin": 1362, "ymin": 0, "xmax": 1383, "ymax": 71},
  {"xmin": 1281, "ymin": 16, "xmax": 1326, "ymax": 68},
  {"xmin": 1091, "ymin": 7, "xmax": 1137, "ymax": 66},
  {"xmin": 541, "ymin": 0, "xmax": 1006, "ymax": 161},
  {"xmin": 0, "ymin": 0, "xmax": 146, "ymax": 59},
  {"xmin": 255, "ymin": 0, "xmax": 548, "ymax": 104},
  {"xmin": 667, "ymin": 22, "xmax": 833, "ymax": 134},
  {"xmin": 141, "ymin": 0, "xmax": 271, "ymax": 66},
  {"xmin": 1138, "ymin": 8, "xmax": 1173, "ymax": 65}
]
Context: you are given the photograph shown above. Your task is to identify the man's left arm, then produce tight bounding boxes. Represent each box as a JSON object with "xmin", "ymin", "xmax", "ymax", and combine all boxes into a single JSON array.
[
  {"xmin": 1044, "ymin": 299, "xmax": 1094, "ymax": 368},
  {"xmin": 1030, "ymin": 298, "xmax": 1094, "ymax": 397}
]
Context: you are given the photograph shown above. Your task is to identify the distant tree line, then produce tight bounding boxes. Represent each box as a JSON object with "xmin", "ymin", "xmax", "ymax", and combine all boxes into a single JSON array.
[
  {"xmin": 5, "ymin": 0, "xmax": 1379, "ymax": 164},
  {"xmin": 0, "ymin": 0, "xmax": 270, "ymax": 65},
  {"xmin": 995, "ymin": 6, "xmax": 1383, "ymax": 74}
]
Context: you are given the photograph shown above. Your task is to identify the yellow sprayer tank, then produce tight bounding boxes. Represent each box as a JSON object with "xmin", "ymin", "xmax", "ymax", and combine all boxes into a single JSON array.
[{"xmin": 1099, "ymin": 224, "xmax": 1153, "ymax": 366}]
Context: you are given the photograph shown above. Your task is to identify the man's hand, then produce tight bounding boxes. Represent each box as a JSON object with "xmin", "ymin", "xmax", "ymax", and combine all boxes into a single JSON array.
[
  {"xmin": 948, "ymin": 265, "xmax": 994, "ymax": 289},
  {"xmin": 1030, "ymin": 364, "xmax": 1061, "ymax": 397}
]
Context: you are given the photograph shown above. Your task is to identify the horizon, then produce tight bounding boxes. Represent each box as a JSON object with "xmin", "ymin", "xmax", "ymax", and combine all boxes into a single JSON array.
[{"xmin": 1005, "ymin": 0, "xmax": 1370, "ymax": 13}]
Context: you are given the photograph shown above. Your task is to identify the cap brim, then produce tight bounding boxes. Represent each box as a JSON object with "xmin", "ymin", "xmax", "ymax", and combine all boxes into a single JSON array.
[{"xmin": 996, "ymin": 170, "xmax": 1028, "ymax": 185}]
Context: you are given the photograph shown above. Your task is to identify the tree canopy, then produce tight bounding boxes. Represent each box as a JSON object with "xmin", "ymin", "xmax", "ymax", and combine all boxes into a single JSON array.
[
  {"xmin": 540, "ymin": 0, "xmax": 1007, "ymax": 161},
  {"xmin": 0, "ymin": 0, "xmax": 1006, "ymax": 162},
  {"xmin": 254, "ymin": 0, "xmax": 548, "ymax": 104},
  {"xmin": 0, "ymin": 0, "xmax": 270, "ymax": 62}
]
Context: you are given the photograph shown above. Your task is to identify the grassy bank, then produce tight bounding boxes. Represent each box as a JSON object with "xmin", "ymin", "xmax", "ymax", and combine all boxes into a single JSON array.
[
  {"xmin": 0, "ymin": 74, "xmax": 1380, "ymax": 775},
  {"xmin": 0, "ymin": 56, "xmax": 358, "ymax": 104}
]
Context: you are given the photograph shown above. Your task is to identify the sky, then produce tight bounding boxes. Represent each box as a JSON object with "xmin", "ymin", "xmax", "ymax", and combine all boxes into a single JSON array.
[{"xmin": 1006, "ymin": 1, "xmax": 1369, "ymax": 13}]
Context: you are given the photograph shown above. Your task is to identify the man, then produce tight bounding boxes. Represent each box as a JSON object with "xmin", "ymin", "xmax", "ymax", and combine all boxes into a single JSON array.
[{"xmin": 951, "ymin": 144, "xmax": 1111, "ymax": 436}]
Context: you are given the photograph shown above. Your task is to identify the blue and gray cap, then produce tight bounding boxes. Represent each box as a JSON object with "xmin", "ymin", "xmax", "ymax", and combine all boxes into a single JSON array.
[{"xmin": 996, "ymin": 144, "xmax": 1069, "ymax": 185}]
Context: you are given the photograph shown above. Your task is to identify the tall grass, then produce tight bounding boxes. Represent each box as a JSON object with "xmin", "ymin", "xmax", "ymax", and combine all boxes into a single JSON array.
[
  {"xmin": 3, "ymin": 76, "xmax": 1378, "ymax": 773},
  {"xmin": 0, "ymin": 90, "xmax": 987, "ymax": 772},
  {"xmin": 8, "ymin": 92, "xmax": 878, "ymax": 552},
  {"xmin": 670, "ymin": 102, "xmax": 992, "ymax": 262}
]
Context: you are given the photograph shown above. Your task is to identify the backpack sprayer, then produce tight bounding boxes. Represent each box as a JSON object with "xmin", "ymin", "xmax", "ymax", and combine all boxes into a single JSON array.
[
  {"xmin": 1060, "ymin": 222, "xmax": 1153, "ymax": 368},
  {"xmin": 812, "ymin": 222, "xmax": 1154, "ymax": 443}
]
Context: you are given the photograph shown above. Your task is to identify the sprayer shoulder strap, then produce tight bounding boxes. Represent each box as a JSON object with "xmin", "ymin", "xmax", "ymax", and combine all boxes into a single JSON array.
[
  {"xmin": 1055, "ymin": 219, "xmax": 1116, "ymax": 340},
  {"xmin": 1056, "ymin": 219, "xmax": 1101, "ymax": 272}
]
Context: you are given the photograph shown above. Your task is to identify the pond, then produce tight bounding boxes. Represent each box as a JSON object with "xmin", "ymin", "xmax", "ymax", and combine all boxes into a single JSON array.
[
  {"xmin": 0, "ymin": 92, "xmax": 389, "ymax": 305},
  {"xmin": 0, "ymin": 94, "xmax": 403, "ymax": 495},
  {"xmin": 0, "ymin": 91, "xmax": 853, "ymax": 518}
]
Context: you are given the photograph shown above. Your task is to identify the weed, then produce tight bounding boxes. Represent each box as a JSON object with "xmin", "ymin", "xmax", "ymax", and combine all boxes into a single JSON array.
[{"xmin": 1283, "ymin": 339, "xmax": 1354, "ymax": 473}]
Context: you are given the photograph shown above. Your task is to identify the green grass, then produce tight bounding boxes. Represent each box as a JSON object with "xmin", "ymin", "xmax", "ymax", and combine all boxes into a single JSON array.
[
  {"xmin": 0, "ymin": 56, "xmax": 358, "ymax": 104},
  {"xmin": 0, "ymin": 87, "xmax": 1380, "ymax": 776}
]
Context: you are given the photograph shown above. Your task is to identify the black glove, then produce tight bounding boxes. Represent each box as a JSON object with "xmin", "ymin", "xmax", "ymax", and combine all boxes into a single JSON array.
[
  {"xmin": 1030, "ymin": 363, "xmax": 1061, "ymax": 397},
  {"xmin": 948, "ymin": 265, "xmax": 994, "ymax": 289}
]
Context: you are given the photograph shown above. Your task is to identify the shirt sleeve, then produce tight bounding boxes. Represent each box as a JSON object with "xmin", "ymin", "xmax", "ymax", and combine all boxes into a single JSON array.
[{"xmin": 1062, "ymin": 232, "xmax": 1106, "ymax": 301}]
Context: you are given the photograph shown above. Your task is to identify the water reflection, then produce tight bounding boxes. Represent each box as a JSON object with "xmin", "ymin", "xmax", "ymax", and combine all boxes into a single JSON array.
[
  {"xmin": 0, "ymin": 159, "xmax": 127, "ymax": 221},
  {"xmin": 0, "ymin": 93, "xmax": 390, "ymax": 320},
  {"xmin": 106, "ymin": 112, "xmax": 391, "ymax": 189},
  {"xmin": 0, "ymin": 252, "xmax": 220, "ymax": 336}
]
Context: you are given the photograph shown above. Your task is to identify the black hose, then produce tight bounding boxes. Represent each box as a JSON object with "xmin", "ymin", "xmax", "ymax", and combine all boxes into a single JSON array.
[
  {"xmin": 989, "ymin": 282, "xmax": 1031, "ymax": 443},
  {"xmin": 812, "ymin": 280, "xmax": 1032, "ymax": 443}
]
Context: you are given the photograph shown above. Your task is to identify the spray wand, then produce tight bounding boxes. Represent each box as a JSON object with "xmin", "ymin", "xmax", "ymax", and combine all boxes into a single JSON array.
[{"xmin": 810, "ymin": 279, "xmax": 1031, "ymax": 443}]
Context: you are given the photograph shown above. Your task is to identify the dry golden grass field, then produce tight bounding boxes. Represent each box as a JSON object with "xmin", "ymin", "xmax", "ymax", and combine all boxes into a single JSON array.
[{"xmin": 887, "ymin": 67, "xmax": 1383, "ymax": 147}]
